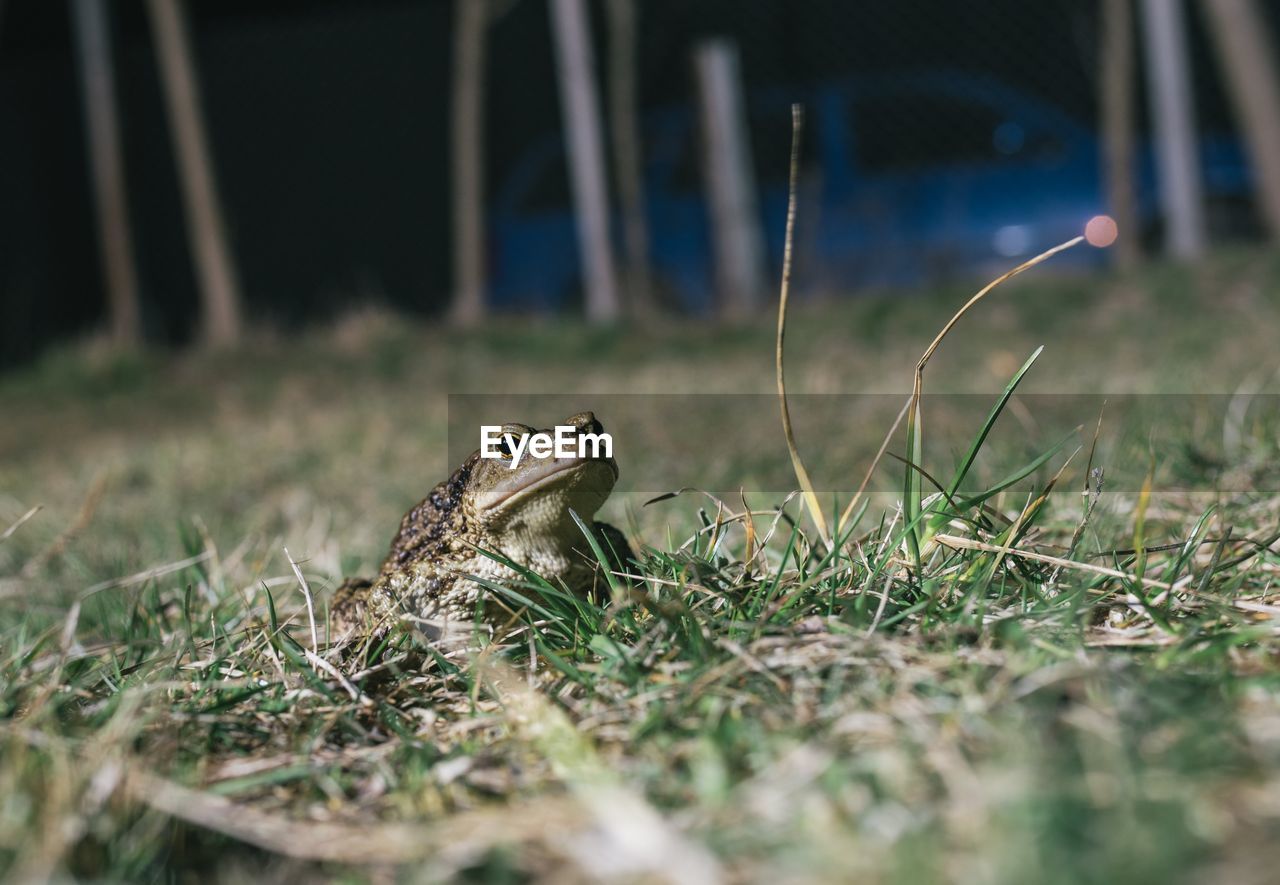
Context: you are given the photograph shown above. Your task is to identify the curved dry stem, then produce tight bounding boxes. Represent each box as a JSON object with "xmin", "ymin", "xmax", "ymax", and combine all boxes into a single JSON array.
[{"xmin": 775, "ymin": 103, "xmax": 830, "ymax": 541}]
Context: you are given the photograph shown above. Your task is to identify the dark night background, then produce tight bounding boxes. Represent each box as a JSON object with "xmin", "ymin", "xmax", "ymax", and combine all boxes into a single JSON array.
[{"xmin": 0, "ymin": 0, "xmax": 1264, "ymax": 367}]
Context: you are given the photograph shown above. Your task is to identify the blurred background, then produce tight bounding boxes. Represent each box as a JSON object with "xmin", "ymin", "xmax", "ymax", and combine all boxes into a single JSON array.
[
  {"xmin": 8, "ymin": 7, "xmax": 1280, "ymax": 881},
  {"xmin": 1, "ymin": 0, "xmax": 1279, "ymax": 368}
]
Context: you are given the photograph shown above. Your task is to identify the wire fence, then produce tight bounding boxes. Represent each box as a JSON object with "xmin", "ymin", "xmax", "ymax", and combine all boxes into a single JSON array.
[{"xmin": 0, "ymin": 0, "xmax": 1274, "ymax": 362}]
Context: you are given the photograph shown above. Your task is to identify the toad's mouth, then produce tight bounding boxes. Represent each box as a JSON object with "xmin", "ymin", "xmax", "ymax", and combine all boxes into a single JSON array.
[{"xmin": 477, "ymin": 455, "xmax": 618, "ymax": 512}]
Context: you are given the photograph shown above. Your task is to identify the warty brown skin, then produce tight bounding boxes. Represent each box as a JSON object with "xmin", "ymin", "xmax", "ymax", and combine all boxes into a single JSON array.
[{"xmin": 330, "ymin": 412, "xmax": 630, "ymax": 645}]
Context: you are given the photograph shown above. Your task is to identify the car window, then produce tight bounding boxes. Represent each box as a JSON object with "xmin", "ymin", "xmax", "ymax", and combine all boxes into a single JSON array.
[
  {"xmin": 851, "ymin": 93, "xmax": 1064, "ymax": 172},
  {"xmin": 517, "ymin": 146, "xmax": 573, "ymax": 214},
  {"xmin": 650, "ymin": 105, "xmax": 820, "ymax": 200}
]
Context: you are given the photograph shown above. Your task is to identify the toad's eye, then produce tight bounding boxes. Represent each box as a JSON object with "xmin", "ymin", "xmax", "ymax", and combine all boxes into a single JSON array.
[{"xmin": 498, "ymin": 434, "xmax": 517, "ymax": 457}]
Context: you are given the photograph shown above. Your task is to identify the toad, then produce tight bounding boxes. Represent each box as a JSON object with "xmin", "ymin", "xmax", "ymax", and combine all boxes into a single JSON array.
[{"xmin": 330, "ymin": 412, "xmax": 630, "ymax": 645}]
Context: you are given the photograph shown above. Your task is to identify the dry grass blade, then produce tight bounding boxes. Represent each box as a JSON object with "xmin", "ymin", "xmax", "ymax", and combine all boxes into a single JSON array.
[
  {"xmin": 79, "ymin": 551, "xmax": 212, "ymax": 599},
  {"xmin": 1059, "ymin": 403, "xmax": 1108, "ymax": 571},
  {"xmin": 477, "ymin": 658, "xmax": 725, "ymax": 884},
  {"xmin": 129, "ymin": 768, "xmax": 433, "ymax": 862},
  {"xmin": 982, "ymin": 445, "xmax": 1081, "ymax": 575},
  {"xmin": 22, "ymin": 471, "xmax": 107, "ymax": 576},
  {"xmin": 935, "ymin": 533, "xmax": 1179, "ymax": 592},
  {"xmin": 938, "ymin": 533, "xmax": 1280, "ymax": 629},
  {"xmin": 838, "ymin": 236, "xmax": 1086, "ymax": 540},
  {"xmin": 901, "ymin": 235, "xmax": 1085, "ymax": 556},
  {"xmin": 283, "ymin": 546, "xmax": 319, "ymax": 653},
  {"xmin": 837, "ymin": 397, "xmax": 910, "ymax": 537},
  {"xmin": 0, "ymin": 505, "xmax": 41, "ymax": 542},
  {"xmin": 127, "ymin": 767, "xmax": 597, "ymax": 868},
  {"xmin": 776, "ymin": 103, "xmax": 829, "ymax": 541},
  {"xmin": 912, "ymin": 236, "xmax": 1084, "ymax": 381},
  {"xmin": 302, "ymin": 647, "xmax": 373, "ymax": 707}
]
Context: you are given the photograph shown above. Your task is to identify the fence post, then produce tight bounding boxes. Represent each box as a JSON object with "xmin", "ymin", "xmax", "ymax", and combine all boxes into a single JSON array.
[
  {"xmin": 1100, "ymin": 0, "xmax": 1141, "ymax": 268},
  {"xmin": 695, "ymin": 39, "xmax": 767, "ymax": 318},
  {"xmin": 550, "ymin": 0, "xmax": 621, "ymax": 324},
  {"xmin": 606, "ymin": 0, "xmax": 653, "ymax": 317},
  {"xmin": 146, "ymin": 0, "xmax": 244, "ymax": 345},
  {"xmin": 71, "ymin": 0, "xmax": 142, "ymax": 345},
  {"xmin": 449, "ymin": 0, "xmax": 489, "ymax": 326},
  {"xmin": 1203, "ymin": 0, "xmax": 1280, "ymax": 243},
  {"xmin": 1139, "ymin": 0, "xmax": 1207, "ymax": 258}
]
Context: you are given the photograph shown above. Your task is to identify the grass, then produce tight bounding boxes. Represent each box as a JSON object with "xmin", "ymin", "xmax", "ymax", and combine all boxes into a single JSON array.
[{"xmin": 2, "ymin": 249, "xmax": 1280, "ymax": 881}]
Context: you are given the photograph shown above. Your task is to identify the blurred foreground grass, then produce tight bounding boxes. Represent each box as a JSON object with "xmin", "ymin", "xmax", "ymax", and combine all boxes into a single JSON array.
[{"xmin": 2, "ymin": 250, "xmax": 1280, "ymax": 882}]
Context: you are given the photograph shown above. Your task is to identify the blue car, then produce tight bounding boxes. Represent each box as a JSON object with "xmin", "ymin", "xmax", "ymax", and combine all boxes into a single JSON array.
[{"xmin": 490, "ymin": 70, "xmax": 1252, "ymax": 312}]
